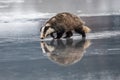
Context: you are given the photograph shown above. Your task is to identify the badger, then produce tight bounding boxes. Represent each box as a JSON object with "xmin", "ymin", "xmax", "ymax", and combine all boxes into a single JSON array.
[{"xmin": 40, "ymin": 12, "xmax": 91, "ymax": 39}]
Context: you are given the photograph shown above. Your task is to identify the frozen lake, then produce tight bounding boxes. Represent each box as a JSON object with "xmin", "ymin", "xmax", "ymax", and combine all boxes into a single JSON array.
[{"xmin": 0, "ymin": 15, "xmax": 120, "ymax": 80}]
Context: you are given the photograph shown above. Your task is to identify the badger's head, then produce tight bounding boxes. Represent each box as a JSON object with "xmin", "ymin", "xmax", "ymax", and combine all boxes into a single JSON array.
[{"xmin": 40, "ymin": 23, "xmax": 55, "ymax": 39}]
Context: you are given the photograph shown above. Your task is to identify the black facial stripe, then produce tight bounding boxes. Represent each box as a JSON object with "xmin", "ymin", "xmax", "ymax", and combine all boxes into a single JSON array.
[{"xmin": 43, "ymin": 27, "xmax": 49, "ymax": 34}]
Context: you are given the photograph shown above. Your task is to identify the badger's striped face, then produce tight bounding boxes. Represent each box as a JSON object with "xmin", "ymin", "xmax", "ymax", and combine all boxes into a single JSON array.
[{"xmin": 40, "ymin": 23, "xmax": 55, "ymax": 39}]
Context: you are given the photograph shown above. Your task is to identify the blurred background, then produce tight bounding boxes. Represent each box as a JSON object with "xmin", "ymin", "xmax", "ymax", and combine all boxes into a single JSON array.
[{"xmin": 0, "ymin": 0, "xmax": 120, "ymax": 22}]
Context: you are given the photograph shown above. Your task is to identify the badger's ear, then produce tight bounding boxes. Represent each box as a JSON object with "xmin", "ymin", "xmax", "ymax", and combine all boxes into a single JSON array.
[
  {"xmin": 51, "ymin": 17, "xmax": 56, "ymax": 22},
  {"xmin": 45, "ymin": 23, "xmax": 51, "ymax": 27}
]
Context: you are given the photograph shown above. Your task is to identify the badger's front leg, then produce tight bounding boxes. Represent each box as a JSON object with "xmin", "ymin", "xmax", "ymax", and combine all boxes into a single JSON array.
[
  {"xmin": 50, "ymin": 33, "xmax": 55, "ymax": 39},
  {"xmin": 55, "ymin": 31, "xmax": 65, "ymax": 39},
  {"xmin": 63, "ymin": 31, "xmax": 73, "ymax": 38}
]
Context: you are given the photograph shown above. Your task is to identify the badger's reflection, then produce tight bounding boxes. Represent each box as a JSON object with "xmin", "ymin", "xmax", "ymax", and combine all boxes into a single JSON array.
[{"xmin": 40, "ymin": 39, "xmax": 91, "ymax": 66}]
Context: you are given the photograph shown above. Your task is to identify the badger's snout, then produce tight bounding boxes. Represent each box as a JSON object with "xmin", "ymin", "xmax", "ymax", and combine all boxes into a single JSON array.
[
  {"xmin": 40, "ymin": 37, "xmax": 44, "ymax": 39},
  {"xmin": 40, "ymin": 34, "xmax": 45, "ymax": 39}
]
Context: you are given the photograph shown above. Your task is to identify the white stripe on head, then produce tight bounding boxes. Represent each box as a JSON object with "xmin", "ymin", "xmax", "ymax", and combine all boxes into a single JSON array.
[
  {"xmin": 41, "ymin": 23, "xmax": 51, "ymax": 38},
  {"xmin": 40, "ymin": 26, "xmax": 55, "ymax": 39},
  {"xmin": 45, "ymin": 27, "xmax": 55, "ymax": 37}
]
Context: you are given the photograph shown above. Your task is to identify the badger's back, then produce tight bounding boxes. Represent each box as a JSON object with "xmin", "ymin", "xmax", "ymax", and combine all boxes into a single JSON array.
[
  {"xmin": 55, "ymin": 12, "xmax": 84, "ymax": 27},
  {"xmin": 47, "ymin": 12, "xmax": 85, "ymax": 31}
]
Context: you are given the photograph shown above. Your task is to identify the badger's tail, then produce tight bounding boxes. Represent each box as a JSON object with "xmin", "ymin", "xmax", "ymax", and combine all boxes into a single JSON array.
[{"xmin": 82, "ymin": 25, "xmax": 91, "ymax": 33}]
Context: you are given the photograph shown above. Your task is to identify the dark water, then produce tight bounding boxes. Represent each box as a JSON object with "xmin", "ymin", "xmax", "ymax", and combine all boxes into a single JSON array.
[{"xmin": 0, "ymin": 16, "xmax": 120, "ymax": 80}]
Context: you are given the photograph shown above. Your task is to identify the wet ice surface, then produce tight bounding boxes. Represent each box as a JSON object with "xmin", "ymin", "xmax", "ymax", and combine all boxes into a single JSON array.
[{"xmin": 0, "ymin": 16, "xmax": 120, "ymax": 80}]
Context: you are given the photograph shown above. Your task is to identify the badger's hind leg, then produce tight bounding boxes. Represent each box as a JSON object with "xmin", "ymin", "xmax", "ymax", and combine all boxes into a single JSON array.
[
  {"xmin": 75, "ymin": 28, "xmax": 86, "ymax": 38},
  {"xmin": 63, "ymin": 31, "xmax": 73, "ymax": 38}
]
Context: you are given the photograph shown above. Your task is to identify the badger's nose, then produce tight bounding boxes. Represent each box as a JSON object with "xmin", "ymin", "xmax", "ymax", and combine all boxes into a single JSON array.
[{"xmin": 41, "ymin": 37, "xmax": 44, "ymax": 39}]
